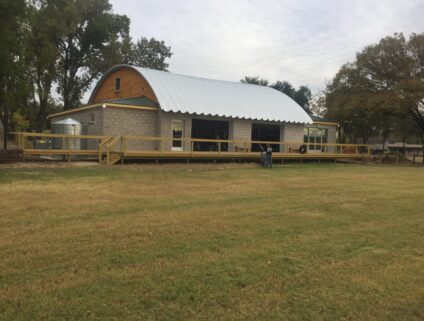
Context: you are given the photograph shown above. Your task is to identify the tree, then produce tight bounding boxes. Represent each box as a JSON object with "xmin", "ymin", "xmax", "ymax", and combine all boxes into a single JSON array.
[
  {"xmin": 0, "ymin": 0, "xmax": 27, "ymax": 148},
  {"xmin": 241, "ymin": 77, "xmax": 313, "ymax": 113},
  {"xmin": 128, "ymin": 37, "xmax": 173, "ymax": 71},
  {"xmin": 271, "ymin": 81, "xmax": 312, "ymax": 114},
  {"xmin": 240, "ymin": 76, "xmax": 269, "ymax": 86},
  {"xmin": 270, "ymin": 81, "xmax": 296, "ymax": 98},
  {"xmin": 294, "ymin": 85, "xmax": 312, "ymax": 113},
  {"xmin": 309, "ymin": 93, "xmax": 327, "ymax": 118},
  {"xmin": 355, "ymin": 33, "xmax": 424, "ymax": 160},
  {"xmin": 26, "ymin": 0, "xmax": 65, "ymax": 131},
  {"xmin": 325, "ymin": 63, "xmax": 384, "ymax": 143},
  {"xmin": 54, "ymin": 0, "xmax": 131, "ymax": 110}
]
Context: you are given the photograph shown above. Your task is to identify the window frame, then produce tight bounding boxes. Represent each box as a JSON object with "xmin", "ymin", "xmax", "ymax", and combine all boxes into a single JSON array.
[
  {"xmin": 171, "ymin": 120, "xmax": 184, "ymax": 151},
  {"xmin": 114, "ymin": 77, "xmax": 121, "ymax": 92}
]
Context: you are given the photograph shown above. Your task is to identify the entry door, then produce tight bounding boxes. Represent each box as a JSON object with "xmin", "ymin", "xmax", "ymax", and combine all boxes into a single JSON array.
[{"xmin": 172, "ymin": 120, "xmax": 184, "ymax": 151}]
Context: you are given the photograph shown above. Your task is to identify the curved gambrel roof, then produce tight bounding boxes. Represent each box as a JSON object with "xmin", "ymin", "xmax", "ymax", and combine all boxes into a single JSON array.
[{"xmin": 89, "ymin": 65, "xmax": 313, "ymax": 124}]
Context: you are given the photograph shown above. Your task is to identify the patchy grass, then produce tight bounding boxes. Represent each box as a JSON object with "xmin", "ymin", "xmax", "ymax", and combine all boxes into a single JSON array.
[{"xmin": 0, "ymin": 164, "xmax": 423, "ymax": 321}]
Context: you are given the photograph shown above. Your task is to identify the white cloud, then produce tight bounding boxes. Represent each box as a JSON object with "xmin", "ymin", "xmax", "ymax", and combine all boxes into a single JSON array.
[{"xmin": 108, "ymin": 0, "xmax": 424, "ymax": 93}]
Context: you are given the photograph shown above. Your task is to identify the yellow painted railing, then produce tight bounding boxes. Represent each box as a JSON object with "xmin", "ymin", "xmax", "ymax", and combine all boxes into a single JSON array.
[
  {"xmin": 98, "ymin": 136, "xmax": 113, "ymax": 162},
  {"xmin": 121, "ymin": 135, "xmax": 371, "ymax": 156},
  {"xmin": 12, "ymin": 132, "xmax": 371, "ymax": 161}
]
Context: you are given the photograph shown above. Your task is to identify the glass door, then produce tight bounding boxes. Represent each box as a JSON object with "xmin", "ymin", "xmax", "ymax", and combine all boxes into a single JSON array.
[
  {"xmin": 172, "ymin": 120, "xmax": 184, "ymax": 151},
  {"xmin": 304, "ymin": 128, "xmax": 328, "ymax": 153}
]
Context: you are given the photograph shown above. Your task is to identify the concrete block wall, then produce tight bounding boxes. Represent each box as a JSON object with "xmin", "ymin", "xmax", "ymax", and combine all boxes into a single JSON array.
[
  {"xmin": 159, "ymin": 113, "xmax": 256, "ymax": 152},
  {"xmin": 159, "ymin": 111, "xmax": 193, "ymax": 151},
  {"xmin": 283, "ymin": 123, "xmax": 305, "ymax": 152},
  {"xmin": 326, "ymin": 125, "xmax": 337, "ymax": 152},
  {"xmin": 103, "ymin": 108, "xmax": 158, "ymax": 151}
]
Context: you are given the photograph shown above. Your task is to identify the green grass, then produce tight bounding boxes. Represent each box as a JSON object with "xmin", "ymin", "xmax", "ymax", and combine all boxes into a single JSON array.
[{"xmin": 0, "ymin": 163, "xmax": 423, "ymax": 321}]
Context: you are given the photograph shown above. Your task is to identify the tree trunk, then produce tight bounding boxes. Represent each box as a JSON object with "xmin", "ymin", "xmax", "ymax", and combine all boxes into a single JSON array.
[
  {"xmin": 2, "ymin": 104, "xmax": 9, "ymax": 150},
  {"xmin": 421, "ymin": 132, "xmax": 424, "ymax": 165},
  {"xmin": 36, "ymin": 97, "xmax": 48, "ymax": 132},
  {"xmin": 402, "ymin": 136, "xmax": 406, "ymax": 155}
]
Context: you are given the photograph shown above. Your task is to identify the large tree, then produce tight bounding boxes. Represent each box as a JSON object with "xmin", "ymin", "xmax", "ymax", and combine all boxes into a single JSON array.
[
  {"xmin": 328, "ymin": 33, "xmax": 424, "ymax": 159},
  {"xmin": 127, "ymin": 37, "xmax": 173, "ymax": 71},
  {"xmin": 54, "ymin": 0, "xmax": 131, "ymax": 110},
  {"xmin": 26, "ymin": 0, "xmax": 66, "ymax": 131},
  {"xmin": 270, "ymin": 81, "xmax": 296, "ymax": 99},
  {"xmin": 0, "ymin": 0, "xmax": 27, "ymax": 147},
  {"xmin": 325, "ymin": 63, "xmax": 388, "ymax": 143},
  {"xmin": 294, "ymin": 85, "xmax": 312, "ymax": 113}
]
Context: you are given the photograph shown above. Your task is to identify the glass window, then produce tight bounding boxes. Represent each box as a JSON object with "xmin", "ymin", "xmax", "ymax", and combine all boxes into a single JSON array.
[
  {"xmin": 172, "ymin": 120, "xmax": 184, "ymax": 151},
  {"xmin": 306, "ymin": 127, "xmax": 328, "ymax": 151},
  {"xmin": 115, "ymin": 77, "xmax": 121, "ymax": 92},
  {"xmin": 303, "ymin": 128, "xmax": 309, "ymax": 143}
]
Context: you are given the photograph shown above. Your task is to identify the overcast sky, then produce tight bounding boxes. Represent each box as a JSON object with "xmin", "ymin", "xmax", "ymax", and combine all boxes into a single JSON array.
[{"xmin": 109, "ymin": 0, "xmax": 424, "ymax": 93}]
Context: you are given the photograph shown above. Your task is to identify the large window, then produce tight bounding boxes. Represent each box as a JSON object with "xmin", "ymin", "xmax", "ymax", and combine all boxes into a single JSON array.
[
  {"xmin": 172, "ymin": 120, "xmax": 184, "ymax": 151},
  {"xmin": 191, "ymin": 119, "xmax": 229, "ymax": 151},
  {"xmin": 304, "ymin": 127, "xmax": 328, "ymax": 152},
  {"xmin": 251, "ymin": 123, "xmax": 281, "ymax": 152}
]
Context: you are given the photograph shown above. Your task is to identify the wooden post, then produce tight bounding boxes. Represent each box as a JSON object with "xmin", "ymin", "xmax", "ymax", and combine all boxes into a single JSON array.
[
  {"xmin": 121, "ymin": 136, "xmax": 126, "ymax": 154},
  {"xmin": 98, "ymin": 140, "xmax": 102, "ymax": 163}
]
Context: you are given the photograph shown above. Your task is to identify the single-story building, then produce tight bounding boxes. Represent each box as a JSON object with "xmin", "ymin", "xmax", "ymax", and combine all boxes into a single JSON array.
[{"xmin": 49, "ymin": 65, "xmax": 338, "ymax": 153}]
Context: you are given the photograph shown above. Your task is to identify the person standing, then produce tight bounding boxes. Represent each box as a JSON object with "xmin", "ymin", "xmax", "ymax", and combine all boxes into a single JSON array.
[
  {"xmin": 260, "ymin": 144, "xmax": 266, "ymax": 167},
  {"xmin": 266, "ymin": 144, "xmax": 273, "ymax": 168}
]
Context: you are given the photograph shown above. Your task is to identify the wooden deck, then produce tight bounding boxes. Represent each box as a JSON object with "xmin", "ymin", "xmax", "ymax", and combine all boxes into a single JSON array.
[{"xmin": 13, "ymin": 132, "xmax": 371, "ymax": 165}]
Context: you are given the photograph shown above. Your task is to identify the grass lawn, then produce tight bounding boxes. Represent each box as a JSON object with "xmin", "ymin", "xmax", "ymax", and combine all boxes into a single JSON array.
[{"xmin": 0, "ymin": 163, "xmax": 423, "ymax": 321}]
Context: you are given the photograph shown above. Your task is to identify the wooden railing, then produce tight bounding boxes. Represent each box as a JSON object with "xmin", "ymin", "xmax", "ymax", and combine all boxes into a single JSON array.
[
  {"xmin": 121, "ymin": 135, "xmax": 371, "ymax": 156},
  {"xmin": 12, "ymin": 132, "xmax": 107, "ymax": 161},
  {"xmin": 11, "ymin": 132, "xmax": 371, "ymax": 162},
  {"xmin": 98, "ymin": 136, "xmax": 113, "ymax": 162}
]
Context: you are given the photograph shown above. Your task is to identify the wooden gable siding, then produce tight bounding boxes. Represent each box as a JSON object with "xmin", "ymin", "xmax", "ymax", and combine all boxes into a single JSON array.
[{"xmin": 92, "ymin": 67, "xmax": 158, "ymax": 104}]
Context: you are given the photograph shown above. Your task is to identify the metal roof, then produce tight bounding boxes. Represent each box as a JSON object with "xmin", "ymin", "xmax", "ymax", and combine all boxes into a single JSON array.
[
  {"xmin": 52, "ymin": 118, "xmax": 81, "ymax": 125},
  {"xmin": 91, "ymin": 65, "xmax": 313, "ymax": 124}
]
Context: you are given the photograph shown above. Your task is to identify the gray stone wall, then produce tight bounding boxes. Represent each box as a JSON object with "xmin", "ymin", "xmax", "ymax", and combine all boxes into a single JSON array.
[
  {"xmin": 103, "ymin": 108, "xmax": 158, "ymax": 151},
  {"xmin": 325, "ymin": 125, "xmax": 337, "ymax": 152},
  {"xmin": 283, "ymin": 123, "xmax": 305, "ymax": 152},
  {"xmin": 158, "ymin": 111, "xmax": 193, "ymax": 151},
  {"xmin": 231, "ymin": 119, "xmax": 252, "ymax": 151}
]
